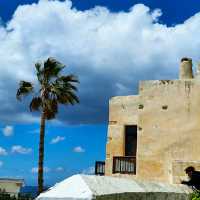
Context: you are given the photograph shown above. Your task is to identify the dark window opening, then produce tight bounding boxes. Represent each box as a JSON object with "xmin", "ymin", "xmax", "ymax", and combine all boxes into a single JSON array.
[
  {"xmin": 112, "ymin": 125, "xmax": 137, "ymax": 174},
  {"xmin": 125, "ymin": 125, "xmax": 137, "ymax": 157}
]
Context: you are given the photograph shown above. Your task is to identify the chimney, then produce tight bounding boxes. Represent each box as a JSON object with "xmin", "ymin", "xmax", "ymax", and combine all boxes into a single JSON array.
[
  {"xmin": 179, "ymin": 57, "xmax": 193, "ymax": 79},
  {"xmin": 196, "ymin": 62, "xmax": 200, "ymax": 78}
]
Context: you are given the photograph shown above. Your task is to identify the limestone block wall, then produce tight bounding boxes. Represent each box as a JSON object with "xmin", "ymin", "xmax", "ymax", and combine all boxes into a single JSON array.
[
  {"xmin": 105, "ymin": 95, "xmax": 139, "ymax": 176},
  {"xmin": 137, "ymin": 79, "xmax": 200, "ymax": 183}
]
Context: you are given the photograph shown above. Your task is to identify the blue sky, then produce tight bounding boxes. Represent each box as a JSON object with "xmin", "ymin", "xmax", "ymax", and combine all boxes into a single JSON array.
[
  {"xmin": 1, "ymin": 0, "xmax": 200, "ymax": 25},
  {"xmin": 0, "ymin": 123, "xmax": 106, "ymax": 185},
  {"xmin": 0, "ymin": 0, "xmax": 200, "ymax": 186}
]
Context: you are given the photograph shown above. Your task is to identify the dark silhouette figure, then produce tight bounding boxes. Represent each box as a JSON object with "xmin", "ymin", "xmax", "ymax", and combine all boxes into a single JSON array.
[{"xmin": 181, "ymin": 166, "xmax": 200, "ymax": 190}]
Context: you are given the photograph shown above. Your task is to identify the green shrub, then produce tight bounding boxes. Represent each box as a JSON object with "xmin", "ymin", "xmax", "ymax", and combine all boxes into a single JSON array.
[
  {"xmin": 191, "ymin": 191, "xmax": 200, "ymax": 200},
  {"xmin": 0, "ymin": 192, "xmax": 33, "ymax": 200}
]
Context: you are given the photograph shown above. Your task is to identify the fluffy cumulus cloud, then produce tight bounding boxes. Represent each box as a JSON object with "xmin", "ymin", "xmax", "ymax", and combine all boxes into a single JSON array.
[
  {"xmin": 31, "ymin": 167, "xmax": 51, "ymax": 174},
  {"xmin": 50, "ymin": 136, "xmax": 65, "ymax": 144},
  {"xmin": 0, "ymin": 0, "xmax": 200, "ymax": 124},
  {"xmin": 0, "ymin": 147, "xmax": 7, "ymax": 156},
  {"xmin": 11, "ymin": 145, "xmax": 32, "ymax": 154},
  {"xmin": 55, "ymin": 167, "xmax": 64, "ymax": 172},
  {"xmin": 73, "ymin": 146, "xmax": 85, "ymax": 153},
  {"xmin": 2, "ymin": 125, "xmax": 14, "ymax": 137}
]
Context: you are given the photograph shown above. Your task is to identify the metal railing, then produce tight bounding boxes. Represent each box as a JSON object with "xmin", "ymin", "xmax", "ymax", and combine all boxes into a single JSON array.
[
  {"xmin": 95, "ymin": 161, "xmax": 105, "ymax": 176},
  {"xmin": 113, "ymin": 156, "xmax": 136, "ymax": 174}
]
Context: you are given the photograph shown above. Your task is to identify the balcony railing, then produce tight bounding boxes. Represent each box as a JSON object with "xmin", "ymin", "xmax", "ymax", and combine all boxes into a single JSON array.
[
  {"xmin": 113, "ymin": 156, "xmax": 136, "ymax": 174},
  {"xmin": 95, "ymin": 161, "xmax": 105, "ymax": 175}
]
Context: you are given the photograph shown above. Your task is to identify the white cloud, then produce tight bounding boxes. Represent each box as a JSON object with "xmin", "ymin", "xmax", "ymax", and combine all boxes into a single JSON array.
[
  {"xmin": 0, "ymin": 147, "xmax": 8, "ymax": 156},
  {"xmin": 73, "ymin": 146, "xmax": 85, "ymax": 153},
  {"xmin": 29, "ymin": 129, "xmax": 40, "ymax": 134},
  {"xmin": 31, "ymin": 167, "xmax": 51, "ymax": 174},
  {"xmin": 0, "ymin": 161, "xmax": 3, "ymax": 167},
  {"xmin": 11, "ymin": 145, "xmax": 32, "ymax": 154},
  {"xmin": 0, "ymin": 1, "xmax": 200, "ymax": 124},
  {"xmin": 55, "ymin": 167, "xmax": 64, "ymax": 172},
  {"xmin": 17, "ymin": 113, "xmax": 40, "ymax": 124},
  {"xmin": 50, "ymin": 136, "xmax": 65, "ymax": 144},
  {"xmin": 31, "ymin": 167, "xmax": 38, "ymax": 174},
  {"xmin": 81, "ymin": 166, "xmax": 95, "ymax": 175},
  {"xmin": 2, "ymin": 125, "xmax": 13, "ymax": 137},
  {"xmin": 0, "ymin": 113, "xmax": 40, "ymax": 124}
]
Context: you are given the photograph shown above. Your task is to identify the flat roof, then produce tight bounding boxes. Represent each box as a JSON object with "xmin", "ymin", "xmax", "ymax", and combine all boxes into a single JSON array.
[{"xmin": 0, "ymin": 178, "xmax": 24, "ymax": 183}]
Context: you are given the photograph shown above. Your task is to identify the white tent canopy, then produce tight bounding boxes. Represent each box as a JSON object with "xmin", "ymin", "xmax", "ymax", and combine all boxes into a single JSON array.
[
  {"xmin": 37, "ymin": 175, "xmax": 93, "ymax": 200},
  {"xmin": 36, "ymin": 174, "xmax": 191, "ymax": 200}
]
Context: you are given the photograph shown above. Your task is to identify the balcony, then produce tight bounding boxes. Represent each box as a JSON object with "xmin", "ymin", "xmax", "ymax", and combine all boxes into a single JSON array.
[
  {"xmin": 113, "ymin": 156, "xmax": 136, "ymax": 174},
  {"xmin": 95, "ymin": 161, "xmax": 105, "ymax": 176}
]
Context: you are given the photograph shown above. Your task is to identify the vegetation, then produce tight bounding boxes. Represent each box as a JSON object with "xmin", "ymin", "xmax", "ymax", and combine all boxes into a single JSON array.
[
  {"xmin": 0, "ymin": 192, "xmax": 33, "ymax": 200},
  {"xmin": 16, "ymin": 58, "xmax": 79, "ymax": 194},
  {"xmin": 191, "ymin": 191, "xmax": 200, "ymax": 200}
]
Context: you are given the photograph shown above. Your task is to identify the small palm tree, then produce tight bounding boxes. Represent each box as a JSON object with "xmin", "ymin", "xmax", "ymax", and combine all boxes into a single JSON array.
[{"xmin": 16, "ymin": 58, "xmax": 79, "ymax": 194}]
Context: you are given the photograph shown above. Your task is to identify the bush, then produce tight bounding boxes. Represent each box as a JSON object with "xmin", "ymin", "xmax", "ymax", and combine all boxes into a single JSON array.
[
  {"xmin": 191, "ymin": 191, "xmax": 200, "ymax": 200},
  {"xmin": 0, "ymin": 192, "xmax": 33, "ymax": 200}
]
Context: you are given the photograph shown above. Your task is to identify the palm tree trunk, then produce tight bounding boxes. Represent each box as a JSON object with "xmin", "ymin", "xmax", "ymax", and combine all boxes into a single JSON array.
[{"xmin": 38, "ymin": 111, "xmax": 46, "ymax": 194}]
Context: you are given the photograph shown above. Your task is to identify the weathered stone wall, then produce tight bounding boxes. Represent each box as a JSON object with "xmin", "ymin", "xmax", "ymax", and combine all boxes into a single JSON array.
[
  {"xmin": 137, "ymin": 79, "xmax": 200, "ymax": 183},
  {"xmin": 105, "ymin": 78, "xmax": 200, "ymax": 183},
  {"xmin": 105, "ymin": 55, "xmax": 200, "ymax": 183},
  {"xmin": 105, "ymin": 95, "xmax": 139, "ymax": 176},
  {"xmin": 173, "ymin": 160, "xmax": 200, "ymax": 184}
]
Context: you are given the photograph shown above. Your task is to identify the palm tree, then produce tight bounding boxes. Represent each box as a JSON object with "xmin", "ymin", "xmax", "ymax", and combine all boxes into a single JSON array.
[{"xmin": 16, "ymin": 58, "xmax": 79, "ymax": 194}]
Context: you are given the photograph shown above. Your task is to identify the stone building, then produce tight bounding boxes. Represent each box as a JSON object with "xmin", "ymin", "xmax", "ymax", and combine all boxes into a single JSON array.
[
  {"xmin": 105, "ymin": 58, "xmax": 200, "ymax": 184},
  {"xmin": 0, "ymin": 178, "xmax": 24, "ymax": 197}
]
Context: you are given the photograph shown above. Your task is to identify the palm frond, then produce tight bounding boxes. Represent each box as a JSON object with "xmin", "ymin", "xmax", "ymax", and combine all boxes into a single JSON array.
[
  {"xmin": 58, "ymin": 75, "xmax": 79, "ymax": 83},
  {"xmin": 35, "ymin": 62, "xmax": 41, "ymax": 73},
  {"xmin": 43, "ymin": 57, "xmax": 65, "ymax": 80},
  {"xmin": 16, "ymin": 81, "xmax": 33, "ymax": 100},
  {"xmin": 35, "ymin": 63, "xmax": 43, "ymax": 84},
  {"xmin": 57, "ymin": 93, "xmax": 79, "ymax": 105},
  {"xmin": 54, "ymin": 75, "xmax": 79, "ymax": 90},
  {"xmin": 50, "ymin": 76, "xmax": 80, "ymax": 106},
  {"xmin": 30, "ymin": 97, "xmax": 42, "ymax": 112},
  {"xmin": 16, "ymin": 58, "xmax": 79, "ymax": 121}
]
